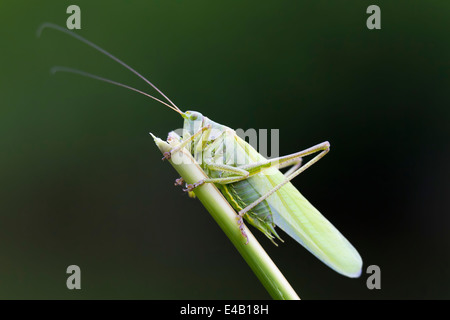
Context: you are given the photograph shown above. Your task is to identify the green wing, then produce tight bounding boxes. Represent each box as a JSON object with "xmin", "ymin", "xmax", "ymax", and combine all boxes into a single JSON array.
[
  {"xmin": 230, "ymin": 135, "xmax": 362, "ymax": 278},
  {"xmin": 260, "ymin": 168, "xmax": 362, "ymax": 278}
]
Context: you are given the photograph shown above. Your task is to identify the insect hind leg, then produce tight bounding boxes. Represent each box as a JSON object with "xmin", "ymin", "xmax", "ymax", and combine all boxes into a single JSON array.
[
  {"xmin": 278, "ymin": 158, "xmax": 303, "ymax": 177},
  {"xmin": 238, "ymin": 141, "xmax": 330, "ymax": 217}
]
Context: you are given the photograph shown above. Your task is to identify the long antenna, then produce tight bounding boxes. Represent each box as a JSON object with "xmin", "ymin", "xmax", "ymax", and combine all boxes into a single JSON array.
[
  {"xmin": 51, "ymin": 66, "xmax": 183, "ymax": 115},
  {"xmin": 37, "ymin": 22, "xmax": 182, "ymax": 113}
]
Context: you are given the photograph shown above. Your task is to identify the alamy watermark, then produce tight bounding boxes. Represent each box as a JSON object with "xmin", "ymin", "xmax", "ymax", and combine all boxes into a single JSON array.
[
  {"xmin": 66, "ymin": 265, "xmax": 81, "ymax": 290},
  {"xmin": 166, "ymin": 122, "xmax": 281, "ymax": 170}
]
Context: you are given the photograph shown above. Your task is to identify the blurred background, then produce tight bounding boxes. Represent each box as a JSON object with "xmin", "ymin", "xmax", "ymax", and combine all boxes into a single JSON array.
[{"xmin": 0, "ymin": 1, "xmax": 449, "ymax": 299}]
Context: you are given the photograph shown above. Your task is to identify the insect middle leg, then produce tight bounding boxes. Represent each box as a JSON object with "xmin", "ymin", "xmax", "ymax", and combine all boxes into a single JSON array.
[
  {"xmin": 187, "ymin": 156, "xmax": 303, "ymax": 190},
  {"xmin": 174, "ymin": 177, "xmax": 184, "ymax": 186}
]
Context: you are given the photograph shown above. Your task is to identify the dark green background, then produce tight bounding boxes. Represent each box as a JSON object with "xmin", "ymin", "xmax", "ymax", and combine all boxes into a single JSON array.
[{"xmin": 1, "ymin": 1, "xmax": 449, "ymax": 299}]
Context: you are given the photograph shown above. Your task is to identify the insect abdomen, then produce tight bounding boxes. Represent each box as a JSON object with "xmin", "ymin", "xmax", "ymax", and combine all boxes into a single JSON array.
[{"xmin": 219, "ymin": 178, "xmax": 282, "ymax": 244}]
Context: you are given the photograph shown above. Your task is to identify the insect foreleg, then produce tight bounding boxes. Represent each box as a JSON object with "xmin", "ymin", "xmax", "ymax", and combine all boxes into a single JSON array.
[
  {"xmin": 238, "ymin": 141, "xmax": 330, "ymax": 217},
  {"xmin": 162, "ymin": 125, "xmax": 211, "ymax": 160}
]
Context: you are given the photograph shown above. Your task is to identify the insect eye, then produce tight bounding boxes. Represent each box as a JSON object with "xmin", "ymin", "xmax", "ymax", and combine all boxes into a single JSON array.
[{"xmin": 190, "ymin": 114, "xmax": 198, "ymax": 120}]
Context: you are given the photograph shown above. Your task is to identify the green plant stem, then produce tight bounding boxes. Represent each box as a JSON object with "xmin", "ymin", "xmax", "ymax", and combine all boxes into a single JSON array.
[{"xmin": 152, "ymin": 135, "xmax": 300, "ymax": 300}]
